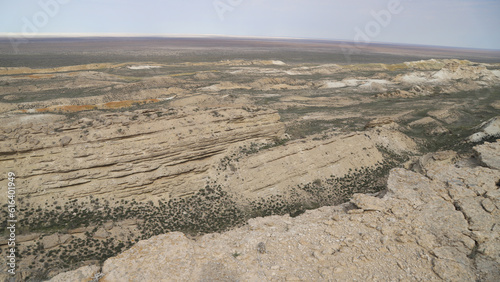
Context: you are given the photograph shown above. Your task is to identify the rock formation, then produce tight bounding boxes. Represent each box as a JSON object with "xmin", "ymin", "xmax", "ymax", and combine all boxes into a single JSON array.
[
  {"xmin": 1, "ymin": 56, "xmax": 499, "ymax": 280},
  {"xmin": 0, "ymin": 107, "xmax": 284, "ymax": 205},
  {"xmin": 0, "ymin": 105, "xmax": 417, "ymax": 208},
  {"xmin": 50, "ymin": 140, "xmax": 500, "ymax": 281}
]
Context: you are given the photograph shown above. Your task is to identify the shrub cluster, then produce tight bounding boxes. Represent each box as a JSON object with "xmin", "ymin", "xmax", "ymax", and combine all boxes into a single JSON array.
[{"xmin": 138, "ymin": 184, "xmax": 245, "ymax": 238}]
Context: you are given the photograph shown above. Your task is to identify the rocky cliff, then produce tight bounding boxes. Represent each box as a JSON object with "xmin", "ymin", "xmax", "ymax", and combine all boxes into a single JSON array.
[
  {"xmin": 48, "ymin": 140, "xmax": 500, "ymax": 281},
  {"xmin": 0, "ymin": 105, "xmax": 415, "ymax": 207},
  {"xmin": 0, "ymin": 106, "xmax": 285, "ymax": 204}
]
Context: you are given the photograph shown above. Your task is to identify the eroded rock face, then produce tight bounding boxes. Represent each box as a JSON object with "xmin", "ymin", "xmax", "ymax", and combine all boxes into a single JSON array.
[
  {"xmin": 0, "ymin": 104, "xmax": 411, "ymax": 208},
  {"xmin": 214, "ymin": 132, "xmax": 386, "ymax": 200},
  {"xmin": 0, "ymin": 107, "xmax": 285, "ymax": 205},
  {"xmin": 0, "ymin": 103, "xmax": 415, "ymax": 281},
  {"xmin": 57, "ymin": 142, "xmax": 500, "ymax": 282}
]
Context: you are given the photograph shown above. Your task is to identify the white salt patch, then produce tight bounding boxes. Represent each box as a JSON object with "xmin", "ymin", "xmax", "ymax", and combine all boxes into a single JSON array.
[
  {"xmin": 400, "ymin": 73, "xmax": 429, "ymax": 84},
  {"xmin": 127, "ymin": 65, "xmax": 162, "ymax": 70}
]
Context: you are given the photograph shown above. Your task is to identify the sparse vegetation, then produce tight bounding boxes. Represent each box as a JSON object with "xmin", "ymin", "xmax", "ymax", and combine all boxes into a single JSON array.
[
  {"xmin": 2, "ymin": 38, "xmax": 500, "ymax": 280},
  {"xmin": 3, "ymin": 147, "xmax": 407, "ymax": 277}
]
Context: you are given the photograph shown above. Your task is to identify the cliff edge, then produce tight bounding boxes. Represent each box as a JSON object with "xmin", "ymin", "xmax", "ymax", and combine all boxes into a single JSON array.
[{"xmin": 50, "ymin": 140, "xmax": 500, "ymax": 281}]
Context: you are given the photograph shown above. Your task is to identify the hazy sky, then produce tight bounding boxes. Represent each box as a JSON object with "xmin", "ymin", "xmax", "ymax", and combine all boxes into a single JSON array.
[{"xmin": 1, "ymin": 0, "xmax": 499, "ymax": 49}]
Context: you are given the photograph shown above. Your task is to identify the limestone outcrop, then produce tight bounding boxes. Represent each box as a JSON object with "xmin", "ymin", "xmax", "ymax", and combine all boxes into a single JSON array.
[
  {"xmin": 0, "ymin": 106, "xmax": 416, "ymax": 208},
  {"xmin": 0, "ymin": 107, "xmax": 284, "ymax": 205},
  {"xmin": 53, "ymin": 141, "xmax": 500, "ymax": 281}
]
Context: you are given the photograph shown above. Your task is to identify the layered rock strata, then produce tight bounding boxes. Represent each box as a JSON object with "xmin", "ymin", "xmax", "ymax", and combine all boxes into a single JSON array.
[
  {"xmin": 50, "ymin": 141, "xmax": 500, "ymax": 282},
  {"xmin": 0, "ymin": 107, "xmax": 284, "ymax": 205}
]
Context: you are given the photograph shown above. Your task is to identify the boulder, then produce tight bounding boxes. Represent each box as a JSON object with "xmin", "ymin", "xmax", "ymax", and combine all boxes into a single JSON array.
[
  {"xmin": 104, "ymin": 221, "xmax": 114, "ymax": 231},
  {"xmin": 59, "ymin": 136, "xmax": 72, "ymax": 146},
  {"xmin": 412, "ymin": 150, "xmax": 457, "ymax": 174},
  {"xmin": 474, "ymin": 140, "xmax": 500, "ymax": 170},
  {"xmin": 78, "ymin": 118, "xmax": 94, "ymax": 126}
]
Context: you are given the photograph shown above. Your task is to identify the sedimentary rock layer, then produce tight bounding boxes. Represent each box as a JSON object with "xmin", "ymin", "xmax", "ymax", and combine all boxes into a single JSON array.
[
  {"xmin": 51, "ymin": 141, "xmax": 500, "ymax": 282},
  {"xmin": 0, "ymin": 107, "xmax": 284, "ymax": 204}
]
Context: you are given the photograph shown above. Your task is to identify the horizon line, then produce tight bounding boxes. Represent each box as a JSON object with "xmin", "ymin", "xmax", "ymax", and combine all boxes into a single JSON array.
[{"xmin": 1, "ymin": 32, "xmax": 500, "ymax": 52}]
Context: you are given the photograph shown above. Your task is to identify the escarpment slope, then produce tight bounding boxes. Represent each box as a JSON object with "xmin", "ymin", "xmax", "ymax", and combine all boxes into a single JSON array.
[{"xmin": 51, "ymin": 140, "xmax": 500, "ymax": 282}]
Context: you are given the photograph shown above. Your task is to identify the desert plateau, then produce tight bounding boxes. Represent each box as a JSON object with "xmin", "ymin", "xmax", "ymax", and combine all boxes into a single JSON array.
[{"xmin": 0, "ymin": 37, "xmax": 499, "ymax": 281}]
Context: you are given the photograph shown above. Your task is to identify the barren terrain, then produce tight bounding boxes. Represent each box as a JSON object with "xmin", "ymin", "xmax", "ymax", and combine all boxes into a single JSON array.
[{"xmin": 0, "ymin": 38, "xmax": 499, "ymax": 281}]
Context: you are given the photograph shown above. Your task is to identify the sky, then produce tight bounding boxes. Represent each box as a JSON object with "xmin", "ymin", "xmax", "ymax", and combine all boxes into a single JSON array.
[{"xmin": 1, "ymin": 0, "xmax": 499, "ymax": 50}]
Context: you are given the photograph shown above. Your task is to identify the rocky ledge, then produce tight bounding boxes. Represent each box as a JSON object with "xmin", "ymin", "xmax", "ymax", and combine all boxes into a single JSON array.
[{"xmin": 50, "ymin": 140, "xmax": 500, "ymax": 282}]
